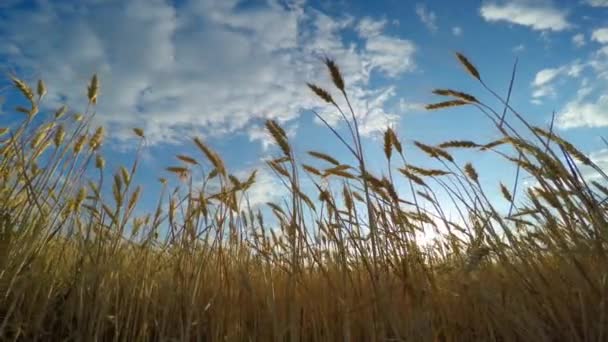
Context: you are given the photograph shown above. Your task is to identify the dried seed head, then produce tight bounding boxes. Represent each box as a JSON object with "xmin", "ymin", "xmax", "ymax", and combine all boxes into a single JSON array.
[
  {"xmin": 464, "ymin": 163, "xmax": 479, "ymax": 182},
  {"xmin": 265, "ymin": 120, "xmax": 291, "ymax": 157},
  {"xmin": 308, "ymin": 151, "xmax": 340, "ymax": 166},
  {"xmin": 500, "ymin": 182, "xmax": 512, "ymax": 202},
  {"xmin": 456, "ymin": 52, "xmax": 481, "ymax": 81},
  {"xmin": 37, "ymin": 79, "xmax": 47, "ymax": 99},
  {"xmin": 324, "ymin": 58, "xmax": 345, "ymax": 91},
  {"xmin": 425, "ymin": 100, "xmax": 470, "ymax": 110},
  {"xmin": 73, "ymin": 134, "xmax": 86, "ymax": 154},
  {"xmin": 307, "ymin": 83, "xmax": 334, "ymax": 104},
  {"xmin": 133, "ymin": 128, "xmax": 145, "ymax": 138},
  {"xmin": 11, "ymin": 77, "xmax": 34, "ymax": 103},
  {"xmin": 432, "ymin": 89, "xmax": 478, "ymax": 103},
  {"xmin": 89, "ymin": 126, "xmax": 105, "ymax": 151},
  {"xmin": 384, "ymin": 129, "xmax": 393, "ymax": 160},
  {"xmin": 54, "ymin": 105, "xmax": 67, "ymax": 119},
  {"xmin": 95, "ymin": 154, "xmax": 105, "ymax": 169},
  {"xmin": 193, "ymin": 137, "xmax": 226, "ymax": 176},
  {"xmin": 88, "ymin": 74, "xmax": 99, "ymax": 104},
  {"xmin": 54, "ymin": 125, "xmax": 65, "ymax": 147}
]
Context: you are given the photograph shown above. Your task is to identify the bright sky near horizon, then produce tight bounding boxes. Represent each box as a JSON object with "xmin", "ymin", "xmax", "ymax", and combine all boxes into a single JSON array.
[{"xmin": 0, "ymin": 0, "xmax": 607, "ymax": 213}]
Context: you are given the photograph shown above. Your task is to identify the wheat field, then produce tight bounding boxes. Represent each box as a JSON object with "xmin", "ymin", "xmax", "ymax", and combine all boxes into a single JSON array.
[{"xmin": 0, "ymin": 54, "xmax": 607, "ymax": 341}]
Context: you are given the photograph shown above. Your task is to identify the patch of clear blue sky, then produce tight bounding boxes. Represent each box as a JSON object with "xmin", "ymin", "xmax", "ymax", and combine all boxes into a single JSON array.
[{"xmin": 0, "ymin": 0, "xmax": 607, "ymax": 216}]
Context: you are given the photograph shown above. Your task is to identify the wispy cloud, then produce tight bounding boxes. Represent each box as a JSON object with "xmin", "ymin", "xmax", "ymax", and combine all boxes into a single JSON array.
[
  {"xmin": 452, "ymin": 26, "xmax": 463, "ymax": 36},
  {"xmin": 415, "ymin": 3, "xmax": 438, "ymax": 33},
  {"xmin": 479, "ymin": 1, "xmax": 571, "ymax": 31},
  {"xmin": 531, "ymin": 62, "xmax": 585, "ymax": 103}
]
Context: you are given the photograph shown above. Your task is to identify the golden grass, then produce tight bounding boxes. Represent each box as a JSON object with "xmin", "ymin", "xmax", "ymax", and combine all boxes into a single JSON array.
[{"xmin": 0, "ymin": 53, "xmax": 607, "ymax": 341}]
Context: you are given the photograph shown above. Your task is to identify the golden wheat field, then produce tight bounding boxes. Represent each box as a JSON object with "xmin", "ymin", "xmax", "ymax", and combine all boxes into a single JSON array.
[{"xmin": 0, "ymin": 51, "xmax": 607, "ymax": 342}]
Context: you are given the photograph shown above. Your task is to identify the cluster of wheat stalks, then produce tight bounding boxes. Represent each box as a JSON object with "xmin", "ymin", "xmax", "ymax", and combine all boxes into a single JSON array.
[{"xmin": 0, "ymin": 53, "xmax": 607, "ymax": 341}]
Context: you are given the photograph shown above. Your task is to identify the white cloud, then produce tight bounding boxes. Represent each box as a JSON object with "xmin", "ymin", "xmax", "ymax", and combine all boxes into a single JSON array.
[
  {"xmin": 572, "ymin": 33, "xmax": 585, "ymax": 47},
  {"xmin": 585, "ymin": 0, "xmax": 608, "ymax": 6},
  {"xmin": 0, "ymin": 0, "xmax": 416, "ymax": 146},
  {"xmin": 557, "ymin": 94, "xmax": 608, "ymax": 129},
  {"xmin": 479, "ymin": 1, "xmax": 571, "ymax": 31},
  {"xmin": 533, "ymin": 67, "xmax": 562, "ymax": 87},
  {"xmin": 531, "ymin": 62, "xmax": 586, "ymax": 102},
  {"xmin": 592, "ymin": 27, "xmax": 608, "ymax": 44},
  {"xmin": 452, "ymin": 26, "xmax": 463, "ymax": 36},
  {"xmin": 415, "ymin": 3, "xmax": 438, "ymax": 32}
]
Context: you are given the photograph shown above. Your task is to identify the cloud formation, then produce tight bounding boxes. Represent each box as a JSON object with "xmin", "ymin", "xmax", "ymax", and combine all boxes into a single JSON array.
[
  {"xmin": 479, "ymin": 1, "xmax": 570, "ymax": 31},
  {"xmin": 0, "ymin": 0, "xmax": 417, "ymax": 146}
]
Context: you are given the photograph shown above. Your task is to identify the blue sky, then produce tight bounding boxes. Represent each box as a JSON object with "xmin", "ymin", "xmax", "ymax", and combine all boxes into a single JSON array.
[{"xmin": 0, "ymin": 0, "xmax": 607, "ymax": 215}]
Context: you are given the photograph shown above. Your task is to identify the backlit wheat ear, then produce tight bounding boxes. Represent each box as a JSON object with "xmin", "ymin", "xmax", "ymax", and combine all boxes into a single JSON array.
[
  {"xmin": 425, "ymin": 100, "xmax": 470, "ymax": 110},
  {"xmin": 11, "ymin": 76, "xmax": 34, "ymax": 103},
  {"xmin": 54, "ymin": 105, "xmax": 67, "ymax": 118},
  {"xmin": 432, "ymin": 89, "xmax": 478, "ymax": 103},
  {"xmin": 177, "ymin": 155, "xmax": 198, "ymax": 165},
  {"xmin": 307, "ymin": 151, "xmax": 340, "ymax": 166},
  {"xmin": 439, "ymin": 140, "xmax": 480, "ymax": 149},
  {"xmin": 383, "ymin": 129, "xmax": 393, "ymax": 160},
  {"xmin": 95, "ymin": 155, "xmax": 105, "ymax": 169},
  {"xmin": 54, "ymin": 125, "xmax": 65, "ymax": 147},
  {"xmin": 456, "ymin": 52, "xmax": 481, "ymax": 81},
  {"xmin": 324, "ymin": 58, "xmax": 345, "ymax": 92},
  {"xmin": 73, "ymin": 134, "xmax": 87, "ymax": 154},
  {"xmin": 133, "ymin": 128, "xmax": 145, "ymax": 138},
  {"xmin": 500, "ymin": 183, "xmax": 513, "ymax": 202},
  {"xmin": 464, "ymin": 163, "xmax": 479, "ymax": 183},
  {"xmin": 414, "ymin": 141, "xmax": 454, "ymax": 162},
  {"xmin": 89, "ymin": 126, "xmax": 105, "ymax": 151},
  {"xmin": 193, "ymin": 137, "xmax": 226, "ymax": 176},
  {"xmin": 388, "ymin": 128, "xmax": 402, "ymax": 154},
  {"xmin": 265, "ymin": 120, "xmax": 291, "ymax": 157},
  {"xmin": 307, "ymin": 83, "xmax": 334, "ymax": 104},
  {"xmin": 36, "ymin": 80, "xmax": 47, "ymax": 100},
  {"xmin": 302, "ymin": 164, "xmax": 322, "ymax": 176},
  {"xmin": 88, "ymin": 74, "xmax": 99, "ymax": 104},
  {"xmin": 398, "ymin": 168, "xmax": 426, "ymax": 186}
]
